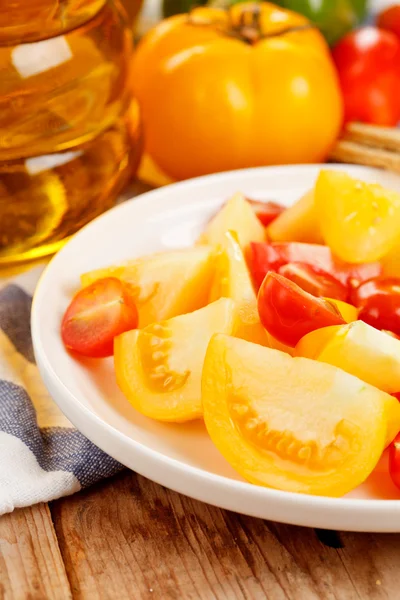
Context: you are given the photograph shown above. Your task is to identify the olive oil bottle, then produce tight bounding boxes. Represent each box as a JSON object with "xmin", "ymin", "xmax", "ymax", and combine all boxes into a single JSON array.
[{"xmin": 0, "ymin": 0, "xmax": 142, "ymax": 265}]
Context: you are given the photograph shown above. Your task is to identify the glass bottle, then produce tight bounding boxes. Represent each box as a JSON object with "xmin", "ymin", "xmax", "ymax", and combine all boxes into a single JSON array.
[
  {"xmin": 0, "ymin": 0, "xmax": 107, "ymax": 45},
  {"xmin": 0, "ymin": 0, "xmax": 142, "ymax": 265}
]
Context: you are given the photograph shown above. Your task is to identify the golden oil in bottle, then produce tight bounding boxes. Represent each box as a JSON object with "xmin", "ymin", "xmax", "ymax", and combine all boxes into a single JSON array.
[
  {"xmin": 0, "ymin": 1, "xmax": 142, "ymax": 265},
  {"xmin": 0, "ymin": 0, "xmax": 107, "ymax": 44},
  {"xmin": 0, "ymin": 102, "xmax": 142, "ymax": 265}
]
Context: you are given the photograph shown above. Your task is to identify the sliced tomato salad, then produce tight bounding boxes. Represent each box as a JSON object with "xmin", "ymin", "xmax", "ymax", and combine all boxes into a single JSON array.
[{"xmin": 60, "ymin": 173, "xmax": 400, "ymax": 499}]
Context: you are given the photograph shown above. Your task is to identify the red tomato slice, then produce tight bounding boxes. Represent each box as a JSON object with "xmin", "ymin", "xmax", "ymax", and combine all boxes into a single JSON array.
[
  {"xmin": 247, "ymin": 199, "xmax": 285, "ymax": 227},
  {"xmin": 278, "ymin": 262, "xmax": 348, "ymax": 301},
  {"xmin": 257, "ymin": 272, "xmax": 345, "ymax": 347},
  {"xmin": 351, "ymin": 277, "xmax": 400, "ymax": 336},
  {"xmin": 389, "ymin": 432, "xmax": 400, "ymax": 490},
  {"xmin": 249, "ymin": 242, "xmax": 381, "ymax": 290},
  {"xmin": 391, "ymin": 392, "xmax": 400, "ymax": 402},
  {"xmin": 61, "ymin": 277, "xmax": 138, "ymax": 358}
]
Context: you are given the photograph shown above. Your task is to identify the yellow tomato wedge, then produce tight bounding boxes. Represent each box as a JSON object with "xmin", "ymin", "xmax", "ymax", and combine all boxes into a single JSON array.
[
  {"xmin": 198, "ymin": 192, "xmax": 266, "ymax": 255},
  {"xmin": 202, "ymin": 334, "xmax": 397, "ymax": 497},
  {"xmin": 114, "ymin": 298, "xmax": 237, "ymax": 422},
  {"xmin": 295, "ymin": 321, "xmax": 400, "ymax": 445},
  {"xmin": 295, "ymin": 320, "xmax": 400, "ymax": 396},
  {"xmin": 81, "ymin": 247, "xmax": 214, "ymax": 327},
  {"xmin": 209, "ymin": 230, "xmax": 267, "ymax": 346},
  {"xmin": 324, "ymin": 298, "xmax": 358, "ymax": 323},
  {"xmin": 315, "ymin": 170, "xmax": 400, "ymax": 263},
  {"xmin": 267, "ymin": 189, "xmax": 323, "ymax": 244}
]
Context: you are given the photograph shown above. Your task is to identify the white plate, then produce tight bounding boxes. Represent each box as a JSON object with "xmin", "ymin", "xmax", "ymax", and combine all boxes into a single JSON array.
[{"xmin": 32, "ymin": 164, "xmax": 400, "ymax": 532}]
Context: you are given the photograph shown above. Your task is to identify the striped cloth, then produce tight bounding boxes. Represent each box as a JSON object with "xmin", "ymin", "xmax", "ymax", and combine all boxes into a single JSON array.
[{"xmin": 0, "ymin": 263, "xmax": 124, "ymax": 515}]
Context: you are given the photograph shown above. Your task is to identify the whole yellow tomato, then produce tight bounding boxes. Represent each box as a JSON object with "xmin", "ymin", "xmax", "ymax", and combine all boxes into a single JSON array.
[{"xmin": 132, "ymin": 2, "xmax": 343, "ymax": 180}]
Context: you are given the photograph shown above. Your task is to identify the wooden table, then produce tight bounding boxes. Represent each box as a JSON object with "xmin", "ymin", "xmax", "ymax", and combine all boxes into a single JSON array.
[{"xmin": 1, "ymin": 468, "xmax": 400, "ymax": 600}]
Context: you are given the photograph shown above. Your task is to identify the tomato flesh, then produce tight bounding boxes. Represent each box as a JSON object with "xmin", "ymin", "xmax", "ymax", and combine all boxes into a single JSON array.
[
  {"xmin": 278, "ymin": 262, "xmax": 348, "ymax": 301},
  {"xmin": 257, "ymin": 272, "xmax": 345, "ymax": 347},
  {"xmin": 332, "ymin": 27, "xmax": 400, "ymax": 126},
  {"xmin": 389, "ymin": 432, "xmax": 400, "ymax": 490},
  {"xmin": 202, "ymin": 334, "xmax": 394, "ymax": 497},
  {"xmin": 61, "ymin": 277, "xmax": 138, "ymax": 358},
  {"xmin": 247, "ymin": 199, "xmax": 285, "ymax": 227},
  {"xmin": 383, "ymin": 330, "xmax": 400, "ymax": 340},
  {"xmin": 351, "ymin": 277, "xmax": 400, "ymax": 337},
  {"xmin": 249, "ymin": 241, "xmax": 381, "ymax": 290}
]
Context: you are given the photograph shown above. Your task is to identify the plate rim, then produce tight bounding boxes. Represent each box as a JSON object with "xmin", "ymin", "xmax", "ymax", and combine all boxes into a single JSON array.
[{"xmin": 31, "ymin": 163, "xmax": 400, "ymax": 532}]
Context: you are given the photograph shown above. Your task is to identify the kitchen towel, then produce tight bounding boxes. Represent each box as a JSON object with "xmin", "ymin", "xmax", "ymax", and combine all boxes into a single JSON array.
[
  {"xmin": 0, "ymin": 264, "xmax": 123, "ymax": 515},
  {"xmin": 0, "ymin": 264, "xmax": 124, "ymax": 515}
]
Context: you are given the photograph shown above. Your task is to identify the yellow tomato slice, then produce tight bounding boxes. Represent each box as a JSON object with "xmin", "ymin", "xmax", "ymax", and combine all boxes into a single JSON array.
[
  {"xmin": 209, "ymin": 230, "xmax": 268, "ymax": 346},
  {"xmin": 295, "ymin": 321, "xmax": 400, "ymax": 445},
  {"xmin": 202, "ymin": 334, "xmax": 395, "ymax": 496},
  {"xmin": 267, "ymin": 189, "xmax": 323, "ymax": 244},
  {"xmin": 324, "ymin": 298, "xmax": 358, "ymax": 323},
  {"xmin": 114, "ymin": 298, "xmax": 237, "ymax": 422},
  {"xmin": 265, "ymin": 332, "xmax": 294, "ymax": 356},
  {"xmin": 198, "ymin": 192, "xmax": 266, "ymax": 255},
  {"xmin": 295, "ymin": 320, "xmax": 400, "ymax": 396},
  {"xmin": 81, "ymin": 247, "xmax": 214, "ymax": 327},
  {"xmin": 315, "ymin": 170, "xmax": 400, "ymax": 263}
]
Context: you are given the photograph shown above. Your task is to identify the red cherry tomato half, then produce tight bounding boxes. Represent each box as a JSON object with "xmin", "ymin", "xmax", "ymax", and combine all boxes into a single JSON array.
[
  {"xmin": 378, "ymin": 5, "xmax": 400, "ymax": 40},
  {"xmin": 61, "ymin": 277, "xmax": 138, "ymax": 358},
  {"xmin": 351, "ymin": 277, "xmax": 400, "ymax": 336},
  {"xmin": 249, "ymin": 242, "xmax": 381, "ymax": 290},
  {"xmin": 247, "ymin": 199, "xmax": 285, "ymax": 227},
  {"xmin": 389, "ymin": 432, "xmax": 400, "ymax": 490},
  {"xmin": 257, "ymin": 272, "xmax": 346, "ymax": 347},
  {"xmin": 332, "ymin": 27, "xmax": 400, "ymax": 126},
  {"xmin": 278, "ymin": 262, "xmax": 348, "ymax": 302}
]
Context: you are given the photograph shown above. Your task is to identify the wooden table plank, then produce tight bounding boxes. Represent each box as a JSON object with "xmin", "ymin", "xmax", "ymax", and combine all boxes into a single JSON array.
[
  {"xmin": 0, "ymin": 502, "xmax": 72, "ymax": 600},
  {"xmin": 51, "ymin": 470, "xmax": 400, "ymax": 600}
]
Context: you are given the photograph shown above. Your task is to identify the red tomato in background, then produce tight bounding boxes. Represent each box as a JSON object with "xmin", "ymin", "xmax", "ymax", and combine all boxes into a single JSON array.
[
  {"xmin": 351, "ymin": 277, "xmax": 400, "ymax": 336},
  {"xmin": 332, "ymin": 27, "xmax": 400, "ymax": 126},
  {"xmin": 389, "ymin": 432, "xmax": 400, "ymax": 490},
  {"xmin": 257, "ymin": 272, "xmax": 345, "ymax": 347},
  {"xmin": 278, "ymin": 262, "xmax": 348, "ymax": 301},
  {"xmin": 61, "ymin": 277, "xmax": 138, "ymax": 358},
  {"xmin": 249, "ymin": 241, "xmax": 381, "ymax": 290},
  {"xmin": 247, "ymin": 199, "xmax": 285, "ymax": 227},
  {"xmin": 378, "ymin": 5, "xmax": 400, "ymax": 39}
]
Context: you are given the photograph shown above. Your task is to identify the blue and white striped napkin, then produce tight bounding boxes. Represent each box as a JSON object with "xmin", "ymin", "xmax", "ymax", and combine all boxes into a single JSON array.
[{"xmin": 0, "ymin": 265, "xmax": 122, "ymax": 515}]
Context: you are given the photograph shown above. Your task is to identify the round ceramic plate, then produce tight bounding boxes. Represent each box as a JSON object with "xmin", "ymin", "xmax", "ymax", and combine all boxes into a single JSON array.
[{"xmin": 32, "ymin": 164, "xmax": 400, "ymax": 532}]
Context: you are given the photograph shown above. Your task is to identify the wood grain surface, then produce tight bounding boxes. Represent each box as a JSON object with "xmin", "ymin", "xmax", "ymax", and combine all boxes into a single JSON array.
[
  {"xmin": 0, "ymin": 503, "xmax": 71, "ymax": 600},
  {"xmin": 47, "ymin": 470, "xmax": 400, "ymax": 600}
]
